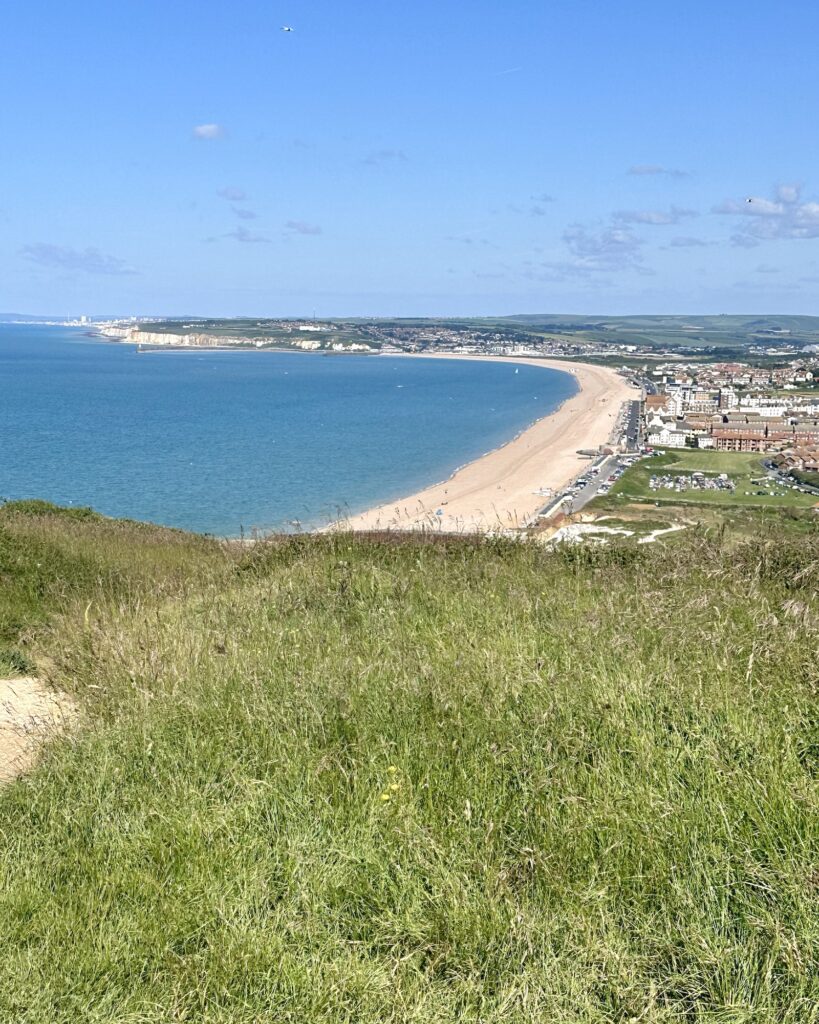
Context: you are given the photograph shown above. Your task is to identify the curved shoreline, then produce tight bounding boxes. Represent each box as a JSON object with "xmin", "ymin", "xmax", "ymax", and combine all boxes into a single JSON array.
[{"xmin": 332, "ymin": 354, "xmax": 637, "ymax": 534}]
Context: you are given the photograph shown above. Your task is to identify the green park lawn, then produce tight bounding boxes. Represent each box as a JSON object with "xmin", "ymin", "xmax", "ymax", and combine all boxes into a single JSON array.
[{"xmin": 605, "ymin": 448, "xmax": 818, "ymax": 510}]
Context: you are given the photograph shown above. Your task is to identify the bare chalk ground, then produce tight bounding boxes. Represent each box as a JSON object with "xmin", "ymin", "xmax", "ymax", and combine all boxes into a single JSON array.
[{"xmin": 0, "ymin": 678, "xmax": 74, "ymax": 783}]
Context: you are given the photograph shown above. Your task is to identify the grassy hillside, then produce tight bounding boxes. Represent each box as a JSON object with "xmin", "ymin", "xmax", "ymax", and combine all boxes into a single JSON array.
[
  {"xmin": 0, "ymin": 502, "xmax": 817, "ymax": 1022},
  {"xmin": 504, "ymin": 314, "xmax": 819, "ymax": 351},
  {"xmin": 0, "ymin": 500, "xmax": 225, "ymax": 676}
]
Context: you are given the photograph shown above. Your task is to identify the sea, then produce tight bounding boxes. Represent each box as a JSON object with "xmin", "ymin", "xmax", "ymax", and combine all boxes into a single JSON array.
[{"xmin": 0, "ymin": 324, "xmax": 578, "ymax": 535}]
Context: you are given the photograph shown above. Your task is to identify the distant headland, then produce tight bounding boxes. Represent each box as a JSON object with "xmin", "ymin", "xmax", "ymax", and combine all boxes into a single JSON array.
[{"xmin": 92, "ymin": 314, "xmax": 819, "ymax": 363}]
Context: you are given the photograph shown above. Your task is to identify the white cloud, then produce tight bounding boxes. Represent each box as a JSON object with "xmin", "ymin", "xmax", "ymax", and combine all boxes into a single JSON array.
[
  {"xmin": 715, "ymin": 183, "xmax": 819, "ymax": 241},
  {"xmin": 776, "ymin": 183, "xmax": 801, "ymax": 204},
  {"xmin": 714, "ymin": 198, "xmax": 781, "ymax": 216},
  {"xmin": 193, "ymin": 123, "xmax": 224, "ymax": 140},
  {"xmin": 218, "ymin": 186, "xmax": 247, "ymax": 201}
]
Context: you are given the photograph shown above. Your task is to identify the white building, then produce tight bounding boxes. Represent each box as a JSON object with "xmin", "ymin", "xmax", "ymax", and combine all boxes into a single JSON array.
[{"xmin": 648, "ymin": 425, "xmax": 688, "ymax": 448}]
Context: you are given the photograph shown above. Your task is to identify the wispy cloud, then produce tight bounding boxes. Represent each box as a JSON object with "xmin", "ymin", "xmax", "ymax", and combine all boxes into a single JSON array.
[
  {"xmin": 730, "ymin": 233, "xmax": 761, "ymax": 249},
  {"xmin": 714, "ymin": 198, "xmax": 776, "ymax": 215},
  {"xmin": 231, "ymin": 207, "xmax": 257, "ymax": 220},
  {"xmin": 776, "ymin": 183, "xmax": 801, "ymax": 203},
  {"xmin": 754, "ymin": 263, "xmax": 780, "ymax": 274},
  {"xmin": 193, "ymin": 123, "xmax": 225, "ymax": 140},
  {"xmin": 284, "ymin": 220, "xmax": 322, "ymax": 236},
  {"xmin": 613, "ymin": 206, "xmax": 697, "ymax": 225},
  {"xmin": 520, "ymin": 221, "xmax": 649, "ymax": 282},
  {"xmin": 362, "ymin": 149, "xmax": 408, "ymax": 166},
  {"xmin": 628, "ymin": 164, "xmax": 689, "ymax": 178},
  {"xmin": 217, "ymin": 186, "xmax": 247, "ymax": 201},
  {"xmin": 714, "ymin": 183, "xmax": 819, "ymax": 242},
  {"xmin": 224, "ymin": 227, "xmax": 270, "ymax": 244},
  {"xmin": 20, "ymin": 243, "xmax": 137, "ymax": 276},
  {"xmin": 506, "ymin": 193, "xmax": 556, "ymax": 218},
  {"xmin": 668, "ymin": 236, "xmax": 710, "ymax": 247},
  {"xmin": 505, "ymin": 200, "xmax": 553, "ymax": 218},
  {"xmin": 446, "ymin": 234, "xmax": 494, "ymax": 247},
  {"xmin": 562, "ymin": 224, "xmax": 645, "ymax": 272}
]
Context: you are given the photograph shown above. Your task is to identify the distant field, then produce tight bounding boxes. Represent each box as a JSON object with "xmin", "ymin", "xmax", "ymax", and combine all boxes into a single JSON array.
[
  {"xmin": 603, "ymin": 449, "xmax": 819, "ymax": 510},
  {"xmin": 504, "ymin": 313, "xmax": 819, "ymax": 352}
]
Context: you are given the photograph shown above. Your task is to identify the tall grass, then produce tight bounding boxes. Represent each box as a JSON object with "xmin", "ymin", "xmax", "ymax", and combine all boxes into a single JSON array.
[
  {"xmin": 0, "ymin": 500, "xmax": 228, "ymax": 674},
  {"xmin": 0, "ymin": 510, "xmax": 817, "ymax": 1021}
]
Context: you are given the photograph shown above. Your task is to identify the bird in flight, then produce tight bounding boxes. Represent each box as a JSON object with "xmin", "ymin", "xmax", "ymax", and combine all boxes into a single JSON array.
[{"xmin": 281, "ymin": 25, "xmax": 294, "ymax": 32}]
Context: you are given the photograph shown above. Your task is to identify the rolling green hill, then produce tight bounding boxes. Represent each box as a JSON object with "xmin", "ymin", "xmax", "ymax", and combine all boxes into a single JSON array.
[{"xmin": 503, "ymin": 313, "xmax": 819, "ymax": 351}]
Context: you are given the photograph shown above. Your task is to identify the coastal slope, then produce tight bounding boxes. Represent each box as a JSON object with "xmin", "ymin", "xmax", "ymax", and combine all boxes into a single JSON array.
[
  {"xmin": 340, "ymin": 356, "xmax": 636, "ymax": 532},
  {"xmin": 0, "ymin": 504, "xmax": 816, "ymax": 1020}
]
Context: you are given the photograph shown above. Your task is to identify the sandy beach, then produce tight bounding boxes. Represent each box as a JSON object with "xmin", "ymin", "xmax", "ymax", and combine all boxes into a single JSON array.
[{"xmin": 335, "ymin": 355, "xmax": 637, "ymax": 533}]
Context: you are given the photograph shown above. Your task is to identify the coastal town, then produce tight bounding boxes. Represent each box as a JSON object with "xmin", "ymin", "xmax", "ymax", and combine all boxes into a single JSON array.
[
  {"xmin": 91, "ymin": 312, "xmax": 819, "ymax": 362},
  {"xmin": 89, "ymin": 315, "xmax": 819, "ymax": 529},
  {"xmin": 640, "ymin": 359, "xmax": 819, "ymax": 473},
  {"xmin": 540, "ymin": 354, "xmax": 819, "ymax": 523}
]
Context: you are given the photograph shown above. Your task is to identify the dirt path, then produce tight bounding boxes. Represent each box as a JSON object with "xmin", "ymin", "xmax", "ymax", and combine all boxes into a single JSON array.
[{"xmin": 0, "ymin": 677, "xmax": 74, "ymax": 783}]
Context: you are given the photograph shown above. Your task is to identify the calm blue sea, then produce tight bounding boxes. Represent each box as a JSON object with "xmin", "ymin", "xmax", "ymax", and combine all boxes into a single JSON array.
[{"xmin": 0, "ymin": 325, "xmax": 577, "ymax": 535}]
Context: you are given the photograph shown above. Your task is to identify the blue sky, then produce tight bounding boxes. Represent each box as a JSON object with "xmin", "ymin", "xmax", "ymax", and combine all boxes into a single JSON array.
[{"xmin": 3, "ymin": 0, "xmax": 819, "ymax": 316}]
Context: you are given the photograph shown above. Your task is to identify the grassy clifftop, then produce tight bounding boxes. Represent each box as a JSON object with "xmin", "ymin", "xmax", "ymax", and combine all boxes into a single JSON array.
[{"xmin": 0, "ymin": 502, "xmax": 817, "ymax": 1022}]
